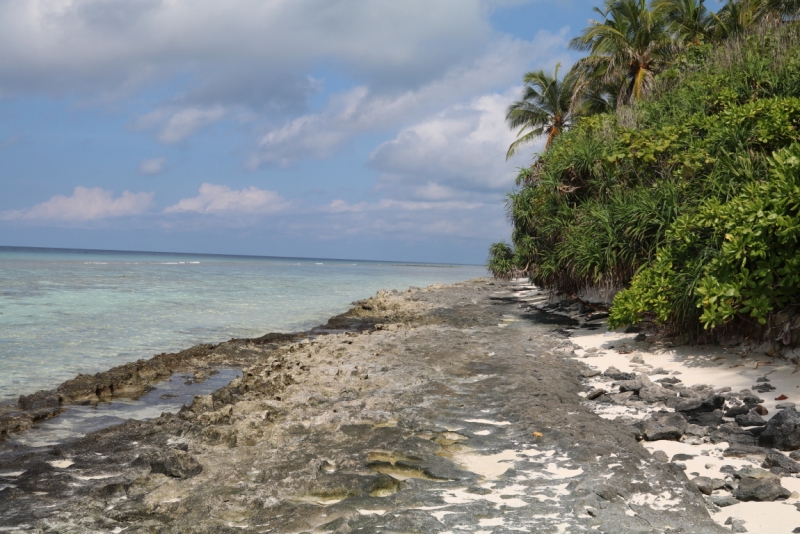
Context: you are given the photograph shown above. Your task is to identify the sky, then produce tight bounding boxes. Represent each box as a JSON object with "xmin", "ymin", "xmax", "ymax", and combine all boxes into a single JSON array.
[{"xmin": 0, "ymin": 0, "xmax": 595, "ymax": 264}]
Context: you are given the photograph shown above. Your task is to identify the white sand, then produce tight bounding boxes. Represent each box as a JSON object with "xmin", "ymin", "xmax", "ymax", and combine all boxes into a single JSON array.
[{"xmin": 568, "ymin": 320, "xmax": 800, "ymax": 533}]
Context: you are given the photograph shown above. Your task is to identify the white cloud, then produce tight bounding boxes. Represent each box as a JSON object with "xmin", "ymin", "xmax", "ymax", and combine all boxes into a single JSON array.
[
  {"xmin": 135, "ymin": 106, "xmax": 227, "ymax": 143},
  {"xmin": 369, "ymin": 89, "xmax": 545, "ymax": 202},
  {"xmin": 250, "ymin": 30, "xmax": 569, "ymax": 166},
  {"xmin": 1, "ymin": 187, "xmax": 153, "ymax": 221},
  {"xmin": 165, "ymin": 183, "xmax": 289, "ymax": 214},
  {"xmin": 327, "ymin": 198, "xmax": 482, "ymax": 213},
  {"xmin": 0, "ymin": 1, "xmax": 494, "ymax": 102},
  {"xmin": 138, "ymin": 156, "xmax": 167, "ymax": 175}
]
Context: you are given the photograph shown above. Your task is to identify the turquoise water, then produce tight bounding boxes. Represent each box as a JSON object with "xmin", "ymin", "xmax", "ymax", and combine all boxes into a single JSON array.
[{"xmin": 0, "ymin": 247, "xmax": 485, "ymax": 403}]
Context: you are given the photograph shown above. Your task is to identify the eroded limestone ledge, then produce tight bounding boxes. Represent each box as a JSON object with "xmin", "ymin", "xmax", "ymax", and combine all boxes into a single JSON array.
[{"xmin": 0, "ymin": 280, "xmax": 726, "ymax": 533}]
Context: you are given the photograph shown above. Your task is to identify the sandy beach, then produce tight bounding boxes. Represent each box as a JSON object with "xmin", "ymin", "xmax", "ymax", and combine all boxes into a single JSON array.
[{"xmin": 3, "ymin": 279, "xmax": 797, "ymax": 532}]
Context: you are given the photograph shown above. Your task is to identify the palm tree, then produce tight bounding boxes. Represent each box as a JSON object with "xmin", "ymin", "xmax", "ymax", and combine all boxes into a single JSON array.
[
  {"xmin": 570, "ymin": 0, "xmax": 675, "ymax": 105},
  {"xmin": 710, "ymin": 0, "xmax": 770, "ymax": 39},
  {"xmin": 653, "ymin": 0, "xmax": 714, "ymax": 44},
  {"xmin": 505, "ymin": 63, "xmax": 579, "ymax": 159}
]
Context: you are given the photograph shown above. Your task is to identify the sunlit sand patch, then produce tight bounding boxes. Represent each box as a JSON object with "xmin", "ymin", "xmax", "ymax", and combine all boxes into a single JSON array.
[
  {"xmin": 48, "ymin": 459, "xmax": 74, "ymax": 468},
  {"xmin": 642, "ymin": 440, "xmax": 756, "ymax": 480},
  {"xmin": 590, "ymin": 403, "xmax": 649, "ymax": 421},
  {"xmin": 294, "ymin": 495, "xmax": 344, "ymax": 506},
  {"xmin": 372, "ymin": 419, "xmax": 398, "ymax": 428},
  {"xmin": 358, "ymin": 509, "xmax": 386, "ymax": 516},
  {"xmin": 464, "ymin": 419, "xmax": 512, "ymax": 426},
  {"xmin": 439, "ymin": 487, "xmax": 528, "ymax": 508},
  {"xmin": 431, "ymin": 510, "xmax": 457, "ymax": 522},
  {"xmin": 544, "ymin": 463, "xmax": 583, "ymax": 478},
  {"xmin": 474, "ymin": 430, "xmax": 491, "ymax": 436},
  {"xmin": 74, "ymin": 473, "xmax": 120, "ymax": 481},
  {"xmin": 630, "ymin": 491, "xmax": 681, "ymax": 510},
  {"xmin": 712, "ymin": 501, "xmax": 800, "ymax": 534},
  {"xmin": 0, "ymin": 471, "xmax": 25, "ymax": 477},
  {"xmin": 529, "ymin": 482, "xmax": 571, "ymax": 503},
  {"xmin": 450, "ymin": 447, "xmax": 545, "ymax": 479}
]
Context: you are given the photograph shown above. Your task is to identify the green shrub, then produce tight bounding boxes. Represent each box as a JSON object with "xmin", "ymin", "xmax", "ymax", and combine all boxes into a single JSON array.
[{"xmin": 502, "ymin": 21, "xmax": 800, "ymax": 336}]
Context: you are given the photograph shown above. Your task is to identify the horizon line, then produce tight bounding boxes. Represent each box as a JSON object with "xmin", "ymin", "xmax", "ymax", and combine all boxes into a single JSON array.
[{"xmin": 0, "ymin": 245, "xmax": 483, "ymax": 268}]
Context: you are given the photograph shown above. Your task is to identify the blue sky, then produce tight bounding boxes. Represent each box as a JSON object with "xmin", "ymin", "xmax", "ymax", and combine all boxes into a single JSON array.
[{"xmin": 0, "ymin": 0, "xmax": 593, "ymax": 264}]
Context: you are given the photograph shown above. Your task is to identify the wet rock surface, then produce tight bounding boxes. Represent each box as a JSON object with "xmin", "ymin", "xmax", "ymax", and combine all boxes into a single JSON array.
[{"xmin": 0, "ymin": 281, "xmax": 727, "ymax": 532}]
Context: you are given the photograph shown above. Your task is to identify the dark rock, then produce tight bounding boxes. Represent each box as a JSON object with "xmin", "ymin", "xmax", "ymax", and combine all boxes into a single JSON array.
[
  {"xmin": 733, "ymin": 475, "xmax": 791, "ymax": 501},
  {"xmin": 777, "ymin": 403, "xmax": 796, "ymax": 410},
  {"xmin": 711, "ymin": 423, "xmax": 758, "ymax": 446},
  {"xmin": 651, "ymin": 450, "xmax": 669, "ymax": 462},
  {"xmin": 763, "ymin": 451, "xmax": 800, "ymax": 474},
  {"xmin": 711, "ymin": 495, "xmax": 739, "ymax": 507},
  {"xmin": 672, "ymin": 453, "xmax": 695, "ymax": 462},
  {"xmin": 581, "ymin": 369, "xmax": 602, "ymax": 378},
  {"xmin": 753, "ymin": 383, "xmax": 777, "ymax": 393},
  {"xmin": 753, "ymin": 405, "xmax": 769, "ymax": 416},
  {"xmin": 603, "ymin": 367, "xmax": 635, "ymax": 381},
  {"xmin": 742, "ymin": 395, "xmax": 764, "ymax": 405},
  {"xmin": 725, "ymin": 405, "xmax": 750, "ymax": 418},
  {"xmin": 656, "ymin": 377, "xmax": 682, "ymax": 385},
  {"xmin": 790, "ymin": 450, "xmax": 800, "ymax": 461},
  {"xmin": 639, "ymin": 384, "xmax": 674, "ymax": 403},
  {"xmin": 685, "ymin": 424, "xmax": 709, "ymax": 437},
  {"xmin": 685, "ymin": 410, "xmax": 724, "ymax": 428},
  {"xmin": 723, "ymin": 444, "xmax": 768, "ymax": 458},
  {"xmin": 624, "ymin": 325, "xmax": 642, "ymax": 333},
  {"xmin": 587, "ymin": 389, "xmax": 606, "ymax": 400},
  {"xmin": 643, "ymin": 412, "xmax": 687, "ymax": 441},
  {"xmin": 18, "ymin": 392, "xmax": 62, "ymax": 411},
  {"xmin": 756, "ymin": 377, "xmax": 771, "ymax": 383},
  {"xmin": 616, "ymin": 377, "xmax": 649, "ymax": 393},
  {"xmin": 690, "ymin": 476, "xmax": 713, "ymax": 495},
  {"xmin": 734, "ymin": 466, "xmax": 774, "ymax": 479},
  {"xmin": 720, "ymin": 465, "xmax": 737, "ymax": 475},
  {"xmin": 730, "ymin": 518, "xmax": 748, "ymax": 532},
  {"xmin": 149, "ymin": 451, "xmax": 203, "ymax": 479},
  {"xmin": 736, "ymin": 410, "xmax": 767, "ymax": 427},
  {"xmin": 759, "ymin": 407, "xmax": 800, "ymax": 450},
  {"xmin": 675, "ymin": 395, "xmax": 725, "ymax": 414},
  {"xmin": 633, "ymin": 333, "xmax": 646, "ymax": 342}
]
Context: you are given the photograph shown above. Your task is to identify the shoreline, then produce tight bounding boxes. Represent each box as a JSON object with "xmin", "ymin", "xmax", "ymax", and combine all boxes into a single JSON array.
[
  {"xmin": 0, "ymin": 279, "xmax": 731, "ymax": 533},
  {"xmin": 510, "ymin": 281, "xmax": 800, "ymax": 533},
  {"xmin": 0, "ymin": 284, "xmax": 437, "ymax": 444},
  {"xmin": 3, "ymin": 279, "xmax": 799, "ymax": 531}
]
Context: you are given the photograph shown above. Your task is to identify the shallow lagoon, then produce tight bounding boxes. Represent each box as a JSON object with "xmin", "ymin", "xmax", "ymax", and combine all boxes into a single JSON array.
[{"xmin": 0, "ymin": 247, "xmax": 483, "ymax": 403}]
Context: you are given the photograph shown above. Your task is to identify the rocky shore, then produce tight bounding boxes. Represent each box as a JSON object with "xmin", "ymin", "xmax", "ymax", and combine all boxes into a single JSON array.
[{"xmin": 0, "ymin": 279, "xmax": 754, "ymax": 532}]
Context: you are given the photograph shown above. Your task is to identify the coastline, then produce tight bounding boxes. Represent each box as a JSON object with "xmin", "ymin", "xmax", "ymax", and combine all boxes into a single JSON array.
[
  {"xmin": 0, "ymin": 284, "xmax": 432, "ymax": 444},
  {"xmin": 0, "ymin": 278, "xmax": 733, "ymax": 533},
  {"xmin": 513, "ymin": 281, "xmax": 800, "ymax": 533}
]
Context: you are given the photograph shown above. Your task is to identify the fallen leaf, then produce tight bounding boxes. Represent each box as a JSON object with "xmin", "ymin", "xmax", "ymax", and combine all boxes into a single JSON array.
[
  {"xmin": 776, "ymin": 395, "xmax": 789, "ymax": 401},
  {"xmin": 532, "ymin": 432, "xmax": 543, "ymax": 438},
  {"xmin": 617, "ymin": 350, "xmax": 632, "ymax": 355},
  {"xmin": 730, "ymin": 364, "xmax": 743, "ymax": 368},
  {"xmin": 712, "ymin": 357, "xmax": 726, "ymax": 361},
  {"xmin": 754, "ymin": 405, "xmax": 769, "ymax": 415}
]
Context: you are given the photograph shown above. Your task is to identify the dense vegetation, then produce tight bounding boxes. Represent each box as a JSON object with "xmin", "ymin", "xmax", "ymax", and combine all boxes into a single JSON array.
[{"xmin": 489, "ymin": 0, "xmax": 800, "ymax": 339}]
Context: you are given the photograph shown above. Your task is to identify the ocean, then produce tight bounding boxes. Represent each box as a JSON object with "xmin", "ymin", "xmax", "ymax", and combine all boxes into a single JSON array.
[{"xmin": 0, "ymin": 246, "xmax": 485, "ymax": 404}]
